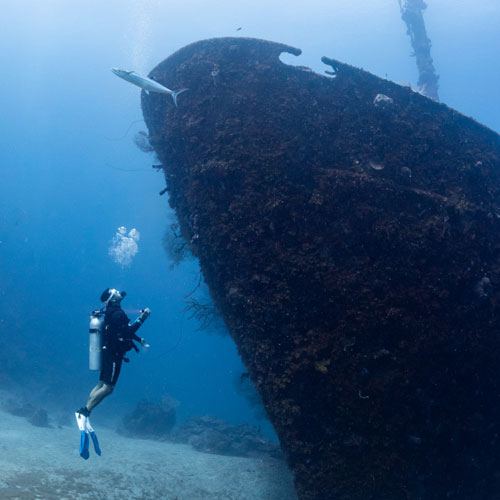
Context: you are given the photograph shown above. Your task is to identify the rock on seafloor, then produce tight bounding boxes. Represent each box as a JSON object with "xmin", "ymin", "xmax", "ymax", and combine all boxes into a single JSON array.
[{"xmin": 141, "ymin": 37, "xmax": 500, "ymax": 500}]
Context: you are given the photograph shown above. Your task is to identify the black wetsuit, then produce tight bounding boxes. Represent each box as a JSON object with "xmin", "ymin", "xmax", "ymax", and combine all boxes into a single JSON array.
[{"xmin": 100, "ymin": 304, "xmax": 142, "ymax": 385}]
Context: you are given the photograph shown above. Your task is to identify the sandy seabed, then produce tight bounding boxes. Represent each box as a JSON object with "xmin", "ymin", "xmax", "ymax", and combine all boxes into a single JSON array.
[{"xmin": 0, "ymin": 407, "xmax": 297, "ymax": 500}]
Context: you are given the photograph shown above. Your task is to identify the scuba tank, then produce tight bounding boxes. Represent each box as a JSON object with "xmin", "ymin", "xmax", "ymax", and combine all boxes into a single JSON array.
[{"xmin": 89, "ymin": 309, "xmax": 105, "ymax": 370}]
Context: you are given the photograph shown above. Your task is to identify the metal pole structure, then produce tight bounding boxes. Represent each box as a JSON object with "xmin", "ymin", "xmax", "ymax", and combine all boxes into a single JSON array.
[{"xmin": 398, "ymin": 0, "xmax": 440, "ymax": 100}]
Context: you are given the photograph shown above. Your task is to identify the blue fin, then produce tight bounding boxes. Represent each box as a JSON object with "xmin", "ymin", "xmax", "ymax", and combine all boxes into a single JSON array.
[
  {"xmin": 79, "ymin": 430, "xmax": 89, "ymax": 460},
  {"xmin": 90, "ymin": 431, "xmax": 102, "ymax": 456}
]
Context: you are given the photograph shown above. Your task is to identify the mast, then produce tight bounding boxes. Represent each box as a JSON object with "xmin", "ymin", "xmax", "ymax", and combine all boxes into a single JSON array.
[{"xmin": 398, "ymin": 0, "xmax": 439, "ymax": 100}]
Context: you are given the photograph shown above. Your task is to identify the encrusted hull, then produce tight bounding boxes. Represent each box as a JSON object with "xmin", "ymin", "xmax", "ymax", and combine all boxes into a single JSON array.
[{"xmin": 142, "ymin": 38, "xmax": 500, "ymax": 500}]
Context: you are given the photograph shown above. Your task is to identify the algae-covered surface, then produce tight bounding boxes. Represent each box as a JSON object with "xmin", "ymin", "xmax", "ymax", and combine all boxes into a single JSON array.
[{"xmin": 142, "ymin": 37, "xmax": 500, "ymax": 499}]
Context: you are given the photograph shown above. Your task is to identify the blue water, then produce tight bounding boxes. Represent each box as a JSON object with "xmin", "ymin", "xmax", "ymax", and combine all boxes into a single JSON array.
[{"xmin": 0, "ymin": 0, "xmax": 499, "ymax": 451}]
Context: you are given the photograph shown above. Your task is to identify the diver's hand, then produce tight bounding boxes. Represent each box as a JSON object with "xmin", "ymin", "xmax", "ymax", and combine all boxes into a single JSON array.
[{"xmin": 141, "ymin": 338, "xmax": 150, "ymax": 348}]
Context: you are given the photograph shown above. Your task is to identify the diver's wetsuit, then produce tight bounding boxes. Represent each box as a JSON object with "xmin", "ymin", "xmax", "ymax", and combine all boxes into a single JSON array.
[
  {"xmin": 84, "ymin": 304, "xmax": 144, "ymax": 413},
  {"xmin": 100, "ymin": 303, "xmax": 142, "ymax": 385}
]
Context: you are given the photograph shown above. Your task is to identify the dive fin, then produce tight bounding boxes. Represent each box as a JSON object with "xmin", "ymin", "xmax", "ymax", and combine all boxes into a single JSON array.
[
  {"xmin": 171, "ymin": 88, "xmax": 188, "ymax": 107},
  {"xmin": 90, "ymin": 431, "xmax": 101, "ymax": 456},
  {"xmin": 75, "ymin": 412, "xmax": 87, "ymax": 431},
  {"xmin": 75, "ymin": 411, "xmax": 101, "ymax": 459},
  {"xmin": 75, "ymin": 412, "xmax": 90, "ymax": 459},
  {"xmin": 80, "ymin": 430, "xmax": 90, "ymax": 459},
  {"xmin": 86, "ymin": 418, "xmax": 102, "ymax": 456}
]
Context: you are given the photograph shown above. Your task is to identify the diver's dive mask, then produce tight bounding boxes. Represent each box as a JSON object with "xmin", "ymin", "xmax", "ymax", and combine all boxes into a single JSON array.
[{"xmin": 104, "ymin": 289, "xmax": 127, "ymax": 306}]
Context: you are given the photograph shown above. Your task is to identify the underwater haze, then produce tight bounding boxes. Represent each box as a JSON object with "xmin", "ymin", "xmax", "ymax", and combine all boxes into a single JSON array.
[{"xmin": 0, "ymin": 0, "xmax": 499, "ymax": 498}]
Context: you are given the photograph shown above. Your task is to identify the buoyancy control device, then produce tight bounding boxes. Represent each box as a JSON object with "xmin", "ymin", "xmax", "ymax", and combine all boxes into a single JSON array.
[{"xmin": 89, "ymin": 309, "xmax": 105, "ymax": 370}]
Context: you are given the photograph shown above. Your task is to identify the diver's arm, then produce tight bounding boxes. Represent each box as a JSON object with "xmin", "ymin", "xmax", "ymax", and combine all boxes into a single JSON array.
[
  {"xmin": 122, "ymin": 326, "xmax": 144, "ymax": 347},
  {"xmin": 129, "ymin": 323, "xmax": 142, "ymax": 336},
  {"xmin": 128, "ymin": 328, "xmax": 142, "ymax": 340},
  {"xmin": 128, "ymin": 327, "xmax": 150, "ymax": 348},
  {"xmin": 128, "ymin": 307, "xmax": 151, "ymax": 339}
]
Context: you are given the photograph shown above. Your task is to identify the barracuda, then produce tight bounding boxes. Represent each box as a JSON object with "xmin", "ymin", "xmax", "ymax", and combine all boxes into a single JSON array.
[{"xmin": 111, "ymin": 68, "xmax": 188, "ymax": 107}]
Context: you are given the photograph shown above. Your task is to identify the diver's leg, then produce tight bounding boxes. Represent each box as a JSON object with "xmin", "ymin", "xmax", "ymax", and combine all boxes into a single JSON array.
[
  {"xmin": 110, "ymin": 358, "xmax": 123, "ymax": 386},
  {"xmin": 85, "ymin": 353, "xmax": 120, "ymax": 411},
  {"xmin": 77, "ymin": 381, "xmax": 103, "ymax": 416},
  {"xmin": 86, "ymin": 383, "xmax": 114, "ymax": 412},
  {"xmin": 88, "ymin": 381, "xmax": 104, "ymax": 400},
  {"xmin": 81, "ymin": 351, "xmax": 118, "ymax": 413}
]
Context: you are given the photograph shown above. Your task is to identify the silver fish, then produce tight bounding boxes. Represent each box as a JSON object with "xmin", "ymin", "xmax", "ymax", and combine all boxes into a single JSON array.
[{"xmin": 111, "ymin": 68, "xmax": 188, "ymax": 107}]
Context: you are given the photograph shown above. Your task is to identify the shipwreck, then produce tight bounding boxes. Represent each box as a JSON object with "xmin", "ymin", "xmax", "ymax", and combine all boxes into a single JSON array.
[{"xmin": 141, "ymin": 38, "xmax": 500, "ymax": 500}]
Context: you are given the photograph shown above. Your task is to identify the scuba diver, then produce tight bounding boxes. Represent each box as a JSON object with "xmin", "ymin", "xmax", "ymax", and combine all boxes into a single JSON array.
[
  {"xmin": 78, "ymin": 288, "xmax": 151, "ymax": 417},
  {"xmin": 75, "ymin": 289, "xmax": 150, "ymax": 459}
]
